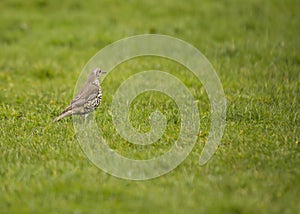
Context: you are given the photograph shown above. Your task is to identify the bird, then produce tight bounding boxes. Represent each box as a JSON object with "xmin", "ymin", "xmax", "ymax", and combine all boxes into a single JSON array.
[{"xmin": 53, "ymin": 67, "xmax": 105, "ymax": 122}]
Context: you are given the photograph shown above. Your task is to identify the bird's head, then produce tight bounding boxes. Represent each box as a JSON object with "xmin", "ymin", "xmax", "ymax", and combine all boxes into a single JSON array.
[
  {"xmin": 92, "ymin": 67, "xmax": 106, "ymax": 77},
  {"xmin": 87, "ymin": 68, "xmax": 106, "ymax": 83}
]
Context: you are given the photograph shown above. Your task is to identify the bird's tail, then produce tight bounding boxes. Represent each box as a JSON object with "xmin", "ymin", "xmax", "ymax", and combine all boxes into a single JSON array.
[{"xmin": 52, "ymin": 111, "xmax": 73, "ymax": 122}]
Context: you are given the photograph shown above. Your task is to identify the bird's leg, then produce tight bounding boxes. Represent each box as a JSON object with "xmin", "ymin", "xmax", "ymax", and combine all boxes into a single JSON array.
[
  {"xmin": 84, "ymin": 113, "xmax": 90, "ymax": 125},
  {"xmin": 77, "ymin": 114, "xmax": 85, "ymax": 125}
]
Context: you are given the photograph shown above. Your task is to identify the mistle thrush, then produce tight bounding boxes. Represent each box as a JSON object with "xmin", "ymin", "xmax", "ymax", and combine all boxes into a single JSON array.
[{"xmin": 53, "ymin": 67, "xmax": 105, "ymax": 122}]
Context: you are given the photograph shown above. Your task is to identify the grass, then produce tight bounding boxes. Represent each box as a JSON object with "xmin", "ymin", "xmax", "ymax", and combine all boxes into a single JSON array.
[{"xmin": 0, "ymin": 0, "xmax": 299, "ymax": 213}]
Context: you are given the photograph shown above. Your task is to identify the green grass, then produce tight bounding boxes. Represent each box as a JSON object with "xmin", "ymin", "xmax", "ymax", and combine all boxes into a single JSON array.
[{"xmin": 0, "ymin": 0, "xmax": 299, "ymax": 213}]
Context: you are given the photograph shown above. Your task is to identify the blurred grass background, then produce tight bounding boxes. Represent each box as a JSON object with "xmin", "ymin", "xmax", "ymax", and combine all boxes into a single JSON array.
[{"xmin": 0, "ymin": 0, "xmax": 299, "ymax": 213}]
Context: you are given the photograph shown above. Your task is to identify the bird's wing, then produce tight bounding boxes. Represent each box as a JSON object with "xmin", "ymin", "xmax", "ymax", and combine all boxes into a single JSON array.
[
  {"xmin": 70, "ymin": 82, "xmax": 90, "ymax": 104},
  {"xmin": 60, "ymin": 88, "xmax": 98, "ymax": 114},
  {"xmin": 57, "ymin": 76, "xmax": 99, "ymax": 116},
  {"xmin": 70, "ymin": 84, "xmax": 99, "ymax": 107}
]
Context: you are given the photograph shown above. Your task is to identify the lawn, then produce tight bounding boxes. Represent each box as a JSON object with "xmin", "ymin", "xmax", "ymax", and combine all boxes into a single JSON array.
[{"xmin": 0, "ymin": 0, "xmax": 299, "ymax": 213}]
